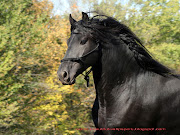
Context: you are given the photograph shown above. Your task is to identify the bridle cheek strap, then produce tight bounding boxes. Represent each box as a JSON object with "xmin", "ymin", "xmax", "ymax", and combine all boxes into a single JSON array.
[{"xmin": 61, "ymin": 43, "xmax": 100, "ymax": 64}]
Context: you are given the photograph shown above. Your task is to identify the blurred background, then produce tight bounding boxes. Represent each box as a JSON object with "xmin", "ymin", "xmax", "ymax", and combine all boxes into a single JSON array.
[{"xmin": 0, "ymin": 0, "xmax": 179, "ymax": 134}]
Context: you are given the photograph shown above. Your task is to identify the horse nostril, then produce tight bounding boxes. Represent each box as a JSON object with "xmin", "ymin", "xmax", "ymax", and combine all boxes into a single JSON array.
[
  {"xmin": 61, "ymin": 71, "xmax": 70, "ymax": 83},
  {"xmin": 63, "ymin": 71, "xmax": 68, "ymax": 79}
]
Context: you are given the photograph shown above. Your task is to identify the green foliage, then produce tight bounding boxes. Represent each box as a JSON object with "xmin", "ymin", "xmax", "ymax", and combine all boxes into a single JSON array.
[
  {"xmin": 0, "ymin": 0, "xmax": 33, "ymax": 130},
  {"xmin": 0, "ymin": 0, "xmax": 57, "ymax": 133},
  {"xmin": 0, "ymin": 0, "xmax": 94, "ymax": 134},
  {"xmin": 128, "ymin": 0, "xmax": 180, "ymax": 44},
  {"xmin": 0, "ymin": 98, "xmax": 19, "ymax": 128},
  {"xmin": 147, "ymin": 43, "xmax": 180, "ymax": 72}
]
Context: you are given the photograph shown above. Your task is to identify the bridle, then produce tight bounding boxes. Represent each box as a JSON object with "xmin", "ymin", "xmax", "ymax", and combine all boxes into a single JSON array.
[
  {"xmin": 61, "ymin": 41, "xmax": 100, "ymax": 64},
  {"xmin": 60, "ymin": 41, "xmax": 101, "ymax": 87}
]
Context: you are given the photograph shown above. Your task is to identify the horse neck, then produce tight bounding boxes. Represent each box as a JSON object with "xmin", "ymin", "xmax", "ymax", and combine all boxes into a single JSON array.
[{"xmin": 92, "ymin": 42, "xmax": 142, "ymax": 91}]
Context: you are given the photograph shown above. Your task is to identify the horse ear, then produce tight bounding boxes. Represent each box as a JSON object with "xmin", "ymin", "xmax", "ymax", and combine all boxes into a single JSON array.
[
  {"xmin": 69, "ymin": 14, "xmax": 76, "ymax": 26},
  {"xmin": 82, "ymin": 12, "xmax": 89, "ymax": 23}
]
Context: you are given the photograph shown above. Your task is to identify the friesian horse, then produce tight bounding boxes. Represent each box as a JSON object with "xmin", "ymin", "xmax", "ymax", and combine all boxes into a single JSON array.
[{"xmin": 57, "ymin": 12, "xmax": 180, "ymax": 135}]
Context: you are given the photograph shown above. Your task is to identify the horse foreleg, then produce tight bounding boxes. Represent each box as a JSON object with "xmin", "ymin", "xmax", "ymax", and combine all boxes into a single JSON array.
[{"xmin": 92, "ymin": 95, "xmax": 104, "ymax": 135}]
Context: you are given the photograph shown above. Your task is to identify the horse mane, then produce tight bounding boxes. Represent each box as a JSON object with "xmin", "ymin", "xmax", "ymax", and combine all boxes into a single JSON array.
[{"xmin": 78, "ymin": 14, "xmax": 178, "ymax": 77}]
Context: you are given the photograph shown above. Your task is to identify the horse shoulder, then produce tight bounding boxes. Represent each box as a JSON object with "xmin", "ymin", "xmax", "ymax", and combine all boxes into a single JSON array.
[{"xmin": 156, "ymin": 76, "xmax": 180, "ymax": 134}]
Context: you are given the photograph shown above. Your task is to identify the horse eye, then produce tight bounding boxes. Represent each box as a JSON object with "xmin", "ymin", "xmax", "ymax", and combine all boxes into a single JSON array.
[{"xmin": 80, "ymin": 38, "xmax": 88, "ymax": 45}]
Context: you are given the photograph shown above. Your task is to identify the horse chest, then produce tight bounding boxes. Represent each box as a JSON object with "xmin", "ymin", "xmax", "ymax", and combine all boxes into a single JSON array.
[{"xmin": 97, "ymin": 87, "xmax": 133, "ymax": 128}]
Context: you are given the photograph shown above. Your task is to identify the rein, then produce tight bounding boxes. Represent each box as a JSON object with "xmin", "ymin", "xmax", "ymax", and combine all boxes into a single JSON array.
[
  {"xmin": 61, "ymin": 41, "xmax": 100, "ymax": 87},
  {"xmin": 81, "ymin": 67, "xmax": 92, "ymax": 87}
]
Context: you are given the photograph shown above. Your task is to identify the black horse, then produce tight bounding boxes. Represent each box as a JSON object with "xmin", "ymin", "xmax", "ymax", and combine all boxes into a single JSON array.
[{"xmin": 57, "ymin": 12, "xmax": 180, "ymax": 135}]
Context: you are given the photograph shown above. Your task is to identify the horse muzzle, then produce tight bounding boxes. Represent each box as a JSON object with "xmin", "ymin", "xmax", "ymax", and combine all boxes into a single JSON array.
[{"xmin": 57, "ymin": 62, "xmax": 83, "ymax": 85}]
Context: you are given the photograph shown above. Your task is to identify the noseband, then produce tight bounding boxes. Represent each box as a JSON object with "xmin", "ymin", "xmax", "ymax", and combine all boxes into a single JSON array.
[
  {"xmin": 60, "ymin": 41, "xmax": 101, "ymax": 87},
  {"xmin": 61, "ymin": 42, "xmax": 100, "ymax": 64}
]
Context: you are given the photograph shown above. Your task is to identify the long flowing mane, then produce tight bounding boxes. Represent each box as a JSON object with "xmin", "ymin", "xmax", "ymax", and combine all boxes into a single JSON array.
[{"xmin": 78, "ymin": 14, "xmax": 178, "ymax": 77}]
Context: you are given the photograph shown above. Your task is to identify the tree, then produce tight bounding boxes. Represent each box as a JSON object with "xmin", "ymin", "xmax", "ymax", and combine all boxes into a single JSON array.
[
  {"xmin": 0, "ymin": 0, "xmax": 34, "ymax": 131},
  {"xmin": 128, "ymin": 0, "xmax": 180, "ymax": 44},
  {"xmin": 0, "ymin": 0, "xmax": 95, "ymax": 134}
]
